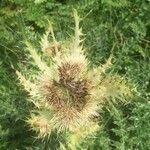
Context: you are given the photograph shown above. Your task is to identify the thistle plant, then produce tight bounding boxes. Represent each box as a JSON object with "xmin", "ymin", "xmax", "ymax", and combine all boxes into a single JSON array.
[{"xmin": 16, "ymin": 10, "xmax": 131, "ymax": 143}]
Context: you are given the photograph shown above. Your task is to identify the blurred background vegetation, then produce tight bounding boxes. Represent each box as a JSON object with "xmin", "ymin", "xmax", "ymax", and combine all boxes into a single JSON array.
[{"xmin": 0, "ymin": 0, "xmax": 150, "ymax": 149}]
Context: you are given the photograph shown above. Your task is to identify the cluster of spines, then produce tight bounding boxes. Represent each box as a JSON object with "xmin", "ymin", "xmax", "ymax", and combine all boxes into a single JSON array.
[{"xmin": 16, "ymin": 10, "xmax": 132, "ymax": 140}]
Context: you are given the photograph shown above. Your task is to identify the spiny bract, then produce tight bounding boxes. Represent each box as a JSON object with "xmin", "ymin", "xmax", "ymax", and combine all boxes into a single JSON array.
[{"xmin": 16, "ymin": 10, "xmax": 131, "ymax": 138}]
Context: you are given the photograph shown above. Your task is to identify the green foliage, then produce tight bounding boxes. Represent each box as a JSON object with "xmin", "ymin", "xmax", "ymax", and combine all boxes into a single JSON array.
[
  {"xmin": 0, "ymin": 0, "xmax": 150, "ymax": 149},
  {"xmin": 0, "ymin": 63, "xmax": 33, "ymax": 149}
]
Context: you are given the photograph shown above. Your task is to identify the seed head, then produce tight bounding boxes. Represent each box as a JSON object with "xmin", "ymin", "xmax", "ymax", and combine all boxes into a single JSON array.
[{"xmin": 16, "ymin": 10, "xmax": 132, "ymax": 138}]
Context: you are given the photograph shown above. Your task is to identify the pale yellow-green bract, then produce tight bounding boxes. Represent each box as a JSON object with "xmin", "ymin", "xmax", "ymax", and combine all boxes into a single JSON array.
[{"xmin": 16, "ymin": 10, "xmax": 131, "ymax": 143}]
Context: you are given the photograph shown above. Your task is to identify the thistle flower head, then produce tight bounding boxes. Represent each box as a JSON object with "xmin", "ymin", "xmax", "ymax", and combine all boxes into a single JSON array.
[{"xmin": 16, "ymin": 10, "xmax": 132, "ymax": 138}]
